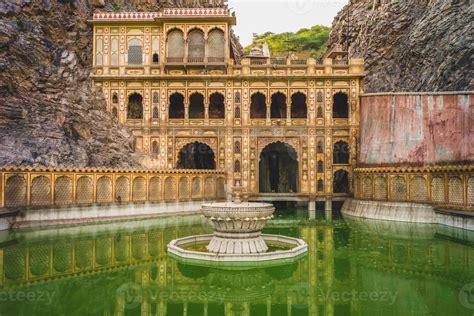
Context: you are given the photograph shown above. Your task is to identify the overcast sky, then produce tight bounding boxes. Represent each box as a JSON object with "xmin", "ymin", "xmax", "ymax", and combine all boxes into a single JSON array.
[{"xmin": 228, "ymin": 0, "xmax": 348, "ymax": 46}]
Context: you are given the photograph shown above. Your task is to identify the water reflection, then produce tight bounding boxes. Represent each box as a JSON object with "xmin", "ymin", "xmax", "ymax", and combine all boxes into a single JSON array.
[{"xmin": 0, "ymin": 212, "xmax": 472, "ymax": 315}]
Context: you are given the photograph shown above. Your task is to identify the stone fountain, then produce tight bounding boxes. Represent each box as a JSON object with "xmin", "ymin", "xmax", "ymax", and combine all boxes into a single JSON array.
[{"xmin": 167, "ymin": 184, "xmax": 307, "ymax": 264}]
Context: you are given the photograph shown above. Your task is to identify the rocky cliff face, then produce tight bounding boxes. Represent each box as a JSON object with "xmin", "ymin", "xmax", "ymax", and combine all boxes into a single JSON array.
[
  {"xmin": 0, "ymin": 0, "xmax": 230, "ymax": 168},
  {"xmin": 328, "ymin": 0, "xmax": 473, "ymax": 93}
]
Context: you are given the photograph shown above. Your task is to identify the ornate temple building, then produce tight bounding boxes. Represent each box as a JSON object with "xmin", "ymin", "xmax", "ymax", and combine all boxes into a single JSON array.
[{"xmin": 90, "ymin": 7, "xmax": 365, "ymax": 203}]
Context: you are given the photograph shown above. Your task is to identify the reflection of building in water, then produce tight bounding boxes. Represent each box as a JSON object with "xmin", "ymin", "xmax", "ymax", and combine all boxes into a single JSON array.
[{"xmin": 0, "ymin": 218, "xmax": 471, "ymax": 315}]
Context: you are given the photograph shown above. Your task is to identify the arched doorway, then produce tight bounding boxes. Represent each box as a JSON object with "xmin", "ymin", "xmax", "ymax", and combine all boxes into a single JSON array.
[
  {"xmin": 259, "ymin": 142, "xmax": 298, "ymax": 193},
  {"xmin": 177, "ymin": 142, "xmax": 216, "ymax": 169}
]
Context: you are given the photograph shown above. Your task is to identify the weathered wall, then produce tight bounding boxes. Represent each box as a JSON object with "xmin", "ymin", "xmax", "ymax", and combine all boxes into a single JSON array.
[{"xmin": 359, "ymin": 93, "xmax": 473, "ymax": 166}]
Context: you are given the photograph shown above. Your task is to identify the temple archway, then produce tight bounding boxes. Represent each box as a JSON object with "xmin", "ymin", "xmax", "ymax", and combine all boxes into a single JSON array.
[
  {"xmin": 259, "ymin": 142, "xmax": 298, "ymax": 193},
  {"xmin": 177, "ymin": 142, "xmax": 216, "ymax": 169}
]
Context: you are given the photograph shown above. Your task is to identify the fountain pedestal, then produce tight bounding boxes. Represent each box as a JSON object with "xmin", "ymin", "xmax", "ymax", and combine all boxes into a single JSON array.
[{"xmin": 202, "ymin": 202, "xmax": 275, "ymax": 254}]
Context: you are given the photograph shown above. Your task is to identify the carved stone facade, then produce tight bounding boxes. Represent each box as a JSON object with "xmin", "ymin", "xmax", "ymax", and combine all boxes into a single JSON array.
[{"xmin": 91, "ymin": 9, "xmax": 364, "ymax": 200}]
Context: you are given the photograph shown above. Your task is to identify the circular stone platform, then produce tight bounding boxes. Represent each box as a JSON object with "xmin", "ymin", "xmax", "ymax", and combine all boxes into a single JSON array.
[
  {"xmin": 167, "ymin": 234, "xmax": 308, "ymax": 264},
  {"xmin": 167, "ymin": 201, "xmax": 308, "ymax": 264}
]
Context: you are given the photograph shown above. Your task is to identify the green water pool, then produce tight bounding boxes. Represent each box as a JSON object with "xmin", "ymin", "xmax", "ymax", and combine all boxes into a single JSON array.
[{"xmin": 0, "ymin": 210, "xmax": 472, "ymax": 315}]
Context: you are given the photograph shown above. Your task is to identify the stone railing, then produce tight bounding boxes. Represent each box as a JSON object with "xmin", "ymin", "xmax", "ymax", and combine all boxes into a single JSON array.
[
  {"xmin": 0, "ymin": 167, "xmax": 226, "ymax": 209},
  {"xmin": 353, "ymin": 165, "xmax": 474, "ymax": 211}
]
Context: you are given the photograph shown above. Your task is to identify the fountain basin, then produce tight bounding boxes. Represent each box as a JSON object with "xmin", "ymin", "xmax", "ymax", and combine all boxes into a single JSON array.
[
  {"xmin": 202, "ymin": 202, "xmax": 276, "ymax": 254},
  {"xmin": 167, "ymin": 234, "xmax": 308, "ymax": 264},
  {"xmin": 167, "ymin": 201, "xmax": 308, "ymax": 264}
]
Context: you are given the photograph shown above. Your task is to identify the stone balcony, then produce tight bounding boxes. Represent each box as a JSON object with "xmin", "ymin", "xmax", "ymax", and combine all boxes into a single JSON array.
[{"xmin": 92, "ymin": 57, "xmax": 364, "ymax": 78}]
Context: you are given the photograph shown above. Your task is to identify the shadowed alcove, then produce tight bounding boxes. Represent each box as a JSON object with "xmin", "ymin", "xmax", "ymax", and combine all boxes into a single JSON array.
[
  {"xmin": 333, "ymin": 92, "xmax": 349, "ymax": 118},
  {"xmin": 127, "ymin": 93, "xmax": 143, "ymax": 119},
  {"xmin": 333, "ymin": 169, "xmax": 349, "ymax": 193},
  {"xmin": 250, "ymin": 93, "xmax": 266, "ymax": 118},
  {"xmin": 189, "ymin": 93, "xmax": 205, "ymax": 119},
  {"xmin": 270, "ymin": 92, "xmax": 287, "ymax": 119},
  {"xmin": 209, "ymin": 93, "xmax": 225, "ymax": 119},
  {"xmin": 177, "ymin": 142, "xmax": 216, "ymax": 169},
  {"xmin": 259, "ymin": 142, "xmax": 298, "ymax": 193},
  {"xmin": 169, "ymin": 93, "xmax": 185, "ymax": 119}
]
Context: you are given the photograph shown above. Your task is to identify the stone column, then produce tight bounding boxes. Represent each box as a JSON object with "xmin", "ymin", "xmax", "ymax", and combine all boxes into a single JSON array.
[{"xmin": 325, "ymin": 198, "xmax": 332, "ymax": 222}]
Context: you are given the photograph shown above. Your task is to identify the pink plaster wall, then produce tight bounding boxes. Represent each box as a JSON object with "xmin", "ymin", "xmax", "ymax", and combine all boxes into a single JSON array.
[{"xmin": 359, "ymin": 93, "xmax": 473, "ymax": 166}]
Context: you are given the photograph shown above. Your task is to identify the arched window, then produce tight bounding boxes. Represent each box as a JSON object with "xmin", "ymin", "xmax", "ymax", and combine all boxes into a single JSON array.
[
  {"xmin": 250, "ymin": 93, "xmax": 266, "ymax": 118},
  {"xmin": 270, "ymin": 92, "xmax": 287, "ymax": 119},
  {"xmin": 177, "ymin": 142, "xmax": 216, "ymax": 169},
  {"xmin": 111, "ymin": 37, "xmax": 119, "ymax": 65},
  {"xmin": 169, "ymin": 93, "xmax": 185, "ymax": 119},
  {"xmin": 317, "ymin": 160, "xmax": 324, "ymax": 173},
  {"xmin": 127, "ymin": 93, "xmax": 143, "ymax": 119},
  {"xmin": 234, "ymin": 106, "xmax": 241, "ymax": 119},
  {"xmin": 152, "ymin": 106, "xmax": 159, "ymax": 119},
  {"xmin": 291, "ymin": 92, "xmax": 307, "ymax": 118},
  {"xmin": 208, "ymin": 28, "xmax": 225, "ymax": 62},
  {"xmin": 234, "ymin": 160, "xmax": 241, "ymax": 173},
  {"xmin": 334, "ymin": 170, "xmax": 349, "ymax": 193},
  {"xmin": 96, "ymin": 37, "xmax": 103, "ymax": 66},
  {"xmin": 209, "ymin": 93, "xmax": 225, "ymax": 119},
  {"xmin": 234, "ymin": 141, "xmax": 241, "ymax": 154},
  {"xmin": 112, "ymin": 92, "xmax": 118, "ymax": 104},
  {"xmin": 152, "ymin": 37, "xmax": 159, "ymax": 64},
  {"xmin": 112, "ymin": 107, "xmax": 118, "ymax": 118},
  {"xmin": 167, "ymin": 29, "xmax": 185, "ymax": 62},
  {"xmin": 153, "ymin": 92, "xmax": 159, "ymax": 103},
  {"xmin": 317, "ymin": 141, "xmax": 324, "ymax": 154},
  {"xmin": 128, "ymin": 39, "xmax": 143, "ymax": 65},
  {"xmin": 333, "ymin": 92, "xmax": 349, "ymax": 118},
  {"xmin": 152, "ymin": 141, "xmax": 159, "ymax": 154},
  {"xmin": 234, "ymin": 91, "xmax": 241, "ymax": 103},
  {"xmin": 189, "ymin": 93, "xmax": 205, "ymax": 119},
  {"xmin": 333, "ymin": 141, "xmax": 349, "ymax": 164},
  {"xmin": 188, "ymin": 29, "xmax": 205, "ymax": 61}
]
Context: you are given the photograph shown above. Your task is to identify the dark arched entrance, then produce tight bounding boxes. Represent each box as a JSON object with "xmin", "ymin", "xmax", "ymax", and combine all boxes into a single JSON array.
[
  {"xmin": 333, "ymin": 170, "xmax": 349, "ymax": 193},
  {"xmin": 259, "ymin": 142, "xmax": 298, "ymax": 193},
  {"xmin": 177, "ymin": 142, "xmax": 215, "ymax": 169}
]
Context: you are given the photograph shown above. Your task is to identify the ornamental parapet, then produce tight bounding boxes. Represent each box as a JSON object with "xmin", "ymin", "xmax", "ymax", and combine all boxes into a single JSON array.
[
  {"xmin": 0, "ymin": 167, "xmax": 227, "ymax": 209},
  {"xmin": 353, "ymin": 164, "xmax": 474, "ymax": 211},
  {"xmin": 92, "ymin": 8, "xmax": 232, "ymax": 21}
]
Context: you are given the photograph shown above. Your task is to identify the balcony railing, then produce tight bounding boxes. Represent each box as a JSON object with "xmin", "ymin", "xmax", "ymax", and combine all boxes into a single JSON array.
[
  {"xmin": 167, "ymin": 57, "xmax": 184, "ymax": 63},
  {"xmin": 188, "ymin": 57, "xmax": 204, "ymax": 63},
  {"xmin": 270, "ymin": 58, "xmax": 286, "ymax": 65},
  {"xmin": 290, "ymin": 59, "xmax": 307, "ymax": 65},
  {"xmin": 208, "ymin": 57, "xmax": 225, "ymax": 63},
  {"xmin": 250, "ymin": 59, "xmax": 267, "ymax": 65},
  {"xmin": 333, "ymin": 59, "xmax": 349, "ymax": 65}
]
